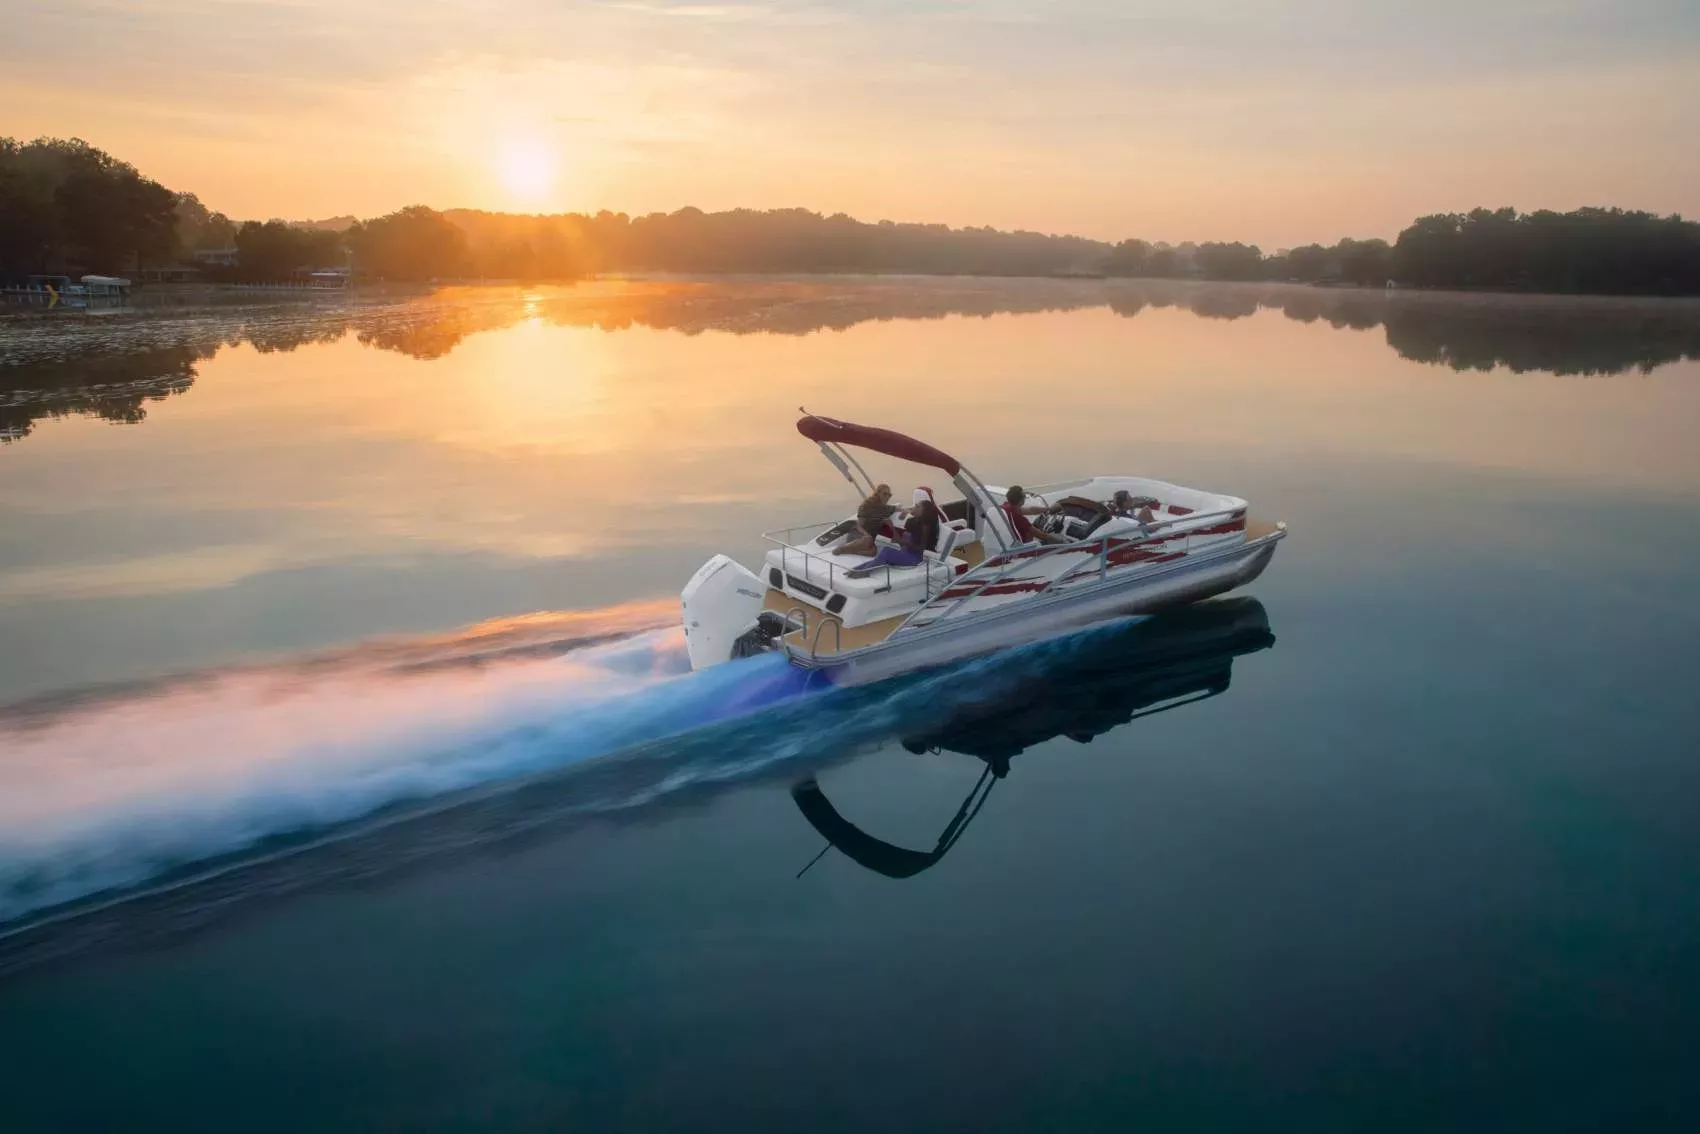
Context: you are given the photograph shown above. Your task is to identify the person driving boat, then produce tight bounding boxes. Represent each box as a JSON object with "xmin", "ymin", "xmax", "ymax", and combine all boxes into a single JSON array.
[{"xmin": 1001, "ymin": 485, "xmax": 1070, "ymax": 545}]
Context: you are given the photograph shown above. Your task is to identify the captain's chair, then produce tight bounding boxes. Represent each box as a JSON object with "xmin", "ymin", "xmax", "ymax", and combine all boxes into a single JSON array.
[
  {"xmin": 916, "ymin": 485, "xmax": 970, "ymax": 556},
  {"xmin": 933, "ymin": 523, "xmax": 961, "ymax": 562}
]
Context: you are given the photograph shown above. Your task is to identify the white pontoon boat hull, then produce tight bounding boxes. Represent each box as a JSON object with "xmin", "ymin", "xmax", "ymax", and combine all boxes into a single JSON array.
[
  {"xmin": 680, "ymin": 413, "xmax": 1287, "ymax": 686},
  {"xmin": 782, "ymin": 524, "xmax": 1282, "ymax": 686}
]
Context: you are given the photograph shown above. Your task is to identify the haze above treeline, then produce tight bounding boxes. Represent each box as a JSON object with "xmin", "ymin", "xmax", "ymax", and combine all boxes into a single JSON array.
[{"xmin": 5, "ymin": 137, "xmax": 1700, "ymax": 296}]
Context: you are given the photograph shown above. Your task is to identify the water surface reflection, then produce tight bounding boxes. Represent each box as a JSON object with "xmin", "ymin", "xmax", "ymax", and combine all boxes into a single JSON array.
[
  {"xmin": 2, "ymin": 278, "xmax": 1697, "ymax": 701},
  {"xmin": 3, "ymin": 280, "xmax": 1699, "ymax": 1132},
  {"xmin": 5, "ymin": 279, "xmax": 1699, "ymax": 442}
]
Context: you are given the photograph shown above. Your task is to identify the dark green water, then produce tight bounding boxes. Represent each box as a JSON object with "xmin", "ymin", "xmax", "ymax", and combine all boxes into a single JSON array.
[{"xmin": 2, "ymin": 280, "xmax": 1698, "ymax": 1130}]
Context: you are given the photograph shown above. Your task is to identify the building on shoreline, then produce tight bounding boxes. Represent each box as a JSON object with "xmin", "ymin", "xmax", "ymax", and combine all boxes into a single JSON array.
[{"xmin": 192, "ymin": 247, "xmax": 239, "ymax": 268}]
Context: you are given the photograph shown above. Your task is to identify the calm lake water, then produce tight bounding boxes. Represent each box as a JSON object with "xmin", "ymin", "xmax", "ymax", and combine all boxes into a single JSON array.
[{"xmin": 2, "ymin": 278, "xmax": 1699, "ymax": 1131}]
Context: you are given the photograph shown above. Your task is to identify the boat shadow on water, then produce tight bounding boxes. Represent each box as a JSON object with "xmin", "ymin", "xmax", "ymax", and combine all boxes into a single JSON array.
[{"xmin": 0, "ymin": 598, "xmax": 1274, "ymax": 979}]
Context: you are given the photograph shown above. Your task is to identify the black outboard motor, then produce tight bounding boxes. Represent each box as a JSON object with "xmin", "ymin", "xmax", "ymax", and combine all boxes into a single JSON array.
[{"xmin": 730, "ymin": 610, "xmax": 797, "ymax": 659}]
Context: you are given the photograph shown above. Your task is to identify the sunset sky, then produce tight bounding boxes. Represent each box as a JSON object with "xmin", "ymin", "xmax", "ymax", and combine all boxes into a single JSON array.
[{"xmin": 6, "ymin": 0, "xmax": 1698, "ymax": 247}]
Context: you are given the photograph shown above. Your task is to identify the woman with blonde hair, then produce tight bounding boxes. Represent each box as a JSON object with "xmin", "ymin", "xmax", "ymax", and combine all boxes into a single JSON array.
[
  {"xmin": 848, "ymin": 489, "xmax": 940, "ymax": 578},
  {"xmin": 835, "ymin": 483, "xmax": 896, "ymax": 558}
]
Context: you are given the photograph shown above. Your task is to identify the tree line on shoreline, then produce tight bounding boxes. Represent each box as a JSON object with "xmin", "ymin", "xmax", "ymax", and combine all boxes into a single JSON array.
[{"xmin": 4, "ymin": 137, "xmax": 1699, "ymax": 295}]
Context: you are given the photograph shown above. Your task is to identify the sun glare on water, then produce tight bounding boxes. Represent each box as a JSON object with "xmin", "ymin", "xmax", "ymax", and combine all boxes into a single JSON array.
[{"xmin": 498, "ymin": 140, "xmax": 556, "ymax": 204}]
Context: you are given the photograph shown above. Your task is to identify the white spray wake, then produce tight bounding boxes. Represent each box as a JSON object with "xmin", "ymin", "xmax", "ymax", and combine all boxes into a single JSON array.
[{"xmin": 0, "ymin": 612, "xmax": 809, "ymax": 924}]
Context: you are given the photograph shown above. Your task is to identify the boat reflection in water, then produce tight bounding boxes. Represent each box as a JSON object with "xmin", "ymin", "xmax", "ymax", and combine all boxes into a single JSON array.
[{"xmin": 791, "ymin": 597, "xmax": 1275, "ymax": 879}]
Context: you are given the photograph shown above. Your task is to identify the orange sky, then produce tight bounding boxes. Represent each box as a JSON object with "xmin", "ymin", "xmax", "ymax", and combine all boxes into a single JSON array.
[{"xmin": 5, "ymin": 1, "xmax": 1698, "ymax": 247}]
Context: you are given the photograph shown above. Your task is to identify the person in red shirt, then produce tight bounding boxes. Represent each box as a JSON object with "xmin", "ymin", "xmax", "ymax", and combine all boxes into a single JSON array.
[{"xmin": 1000, "ymin": 485, "xmax": 1069, "ymax": 545}]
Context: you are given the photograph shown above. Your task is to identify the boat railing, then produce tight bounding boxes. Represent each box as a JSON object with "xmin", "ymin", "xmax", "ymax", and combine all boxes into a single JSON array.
[
  {"xmin": 762, "ymin": 517, "xmax": 852, "ymax": 595},
  {"xmin": 761, "ymin": 517, "xmax": 955, "ymax": 601},
  {"xmin": 975, "ymin": 503, "xmax": 1244, "ymax": 574},
  {"xmin": 762, "ymin": 519, "xmax": 846, "ymax": 547},
  {"xmin": 904, "ymin": 505, "xmax": 1248, "ymax": 630},
  {"xmin": 774, "ymin": 602, "xmax": 845, "ymax": 661},
  {"xmin": 779, "ymin": 604, "xmax": 812, "ymax": 655},
  {"xmin": 812, "ymin": 617, "xmax": 842, "ymax": 658}
]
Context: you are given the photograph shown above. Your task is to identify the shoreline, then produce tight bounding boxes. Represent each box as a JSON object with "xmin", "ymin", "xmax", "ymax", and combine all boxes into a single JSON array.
[{"xmin": 4, "ymin": 273, "xmax": 1699, "ymax": 313}]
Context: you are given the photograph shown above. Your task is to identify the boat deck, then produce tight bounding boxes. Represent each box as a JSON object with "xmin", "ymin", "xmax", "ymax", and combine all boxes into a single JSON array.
[{"xmin": 762, "ymin": 587, "xmax": 905, "ymax": 657}]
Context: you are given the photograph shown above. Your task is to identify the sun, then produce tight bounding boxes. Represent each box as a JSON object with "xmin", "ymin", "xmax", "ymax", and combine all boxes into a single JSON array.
[{"xmin": 497, "ymin": 140, "xmax": 556, "ymax": 204}]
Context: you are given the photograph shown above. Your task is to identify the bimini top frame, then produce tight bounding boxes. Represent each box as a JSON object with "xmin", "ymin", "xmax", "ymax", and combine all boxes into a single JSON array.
[{"xmin": 796, "ymin": 409, "xmax": 1021, "ymax": 552}]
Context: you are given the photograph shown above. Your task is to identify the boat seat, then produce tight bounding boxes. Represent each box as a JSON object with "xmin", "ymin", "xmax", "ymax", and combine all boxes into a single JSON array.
[
  {"xmin": 933, "ymin": 525, "xmax": 967, "ymax": 571},
  {"xmin": 914, "ymin": 486, "xmax": 965, "ymax": 556},
  {"xmin": 763, "ymin": 543, "xmax": 956, "ymax": 600},
  {"xmin": 915, "ymin": 487, "xmax": 978, "ymax": 552},
  {"xmin": 944, "ymin": 520, "xmax": 978, "ymax": 555}
]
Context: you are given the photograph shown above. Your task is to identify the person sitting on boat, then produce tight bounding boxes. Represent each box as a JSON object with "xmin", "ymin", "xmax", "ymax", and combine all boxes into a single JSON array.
[
  {"xmin": 1001, "ymin": 485, "xmax": 1069, "ymax": 545},
  {"xmin": 847, "ymin": 491, "xmax": 940, "ymax": 577},
  {"xmin": 835, "ymin": 483, "xmax": 897, "ymax": 558},
  {"xmin": 1110, "ymin": 489, "xmax": 1160, "ymax": 529}
]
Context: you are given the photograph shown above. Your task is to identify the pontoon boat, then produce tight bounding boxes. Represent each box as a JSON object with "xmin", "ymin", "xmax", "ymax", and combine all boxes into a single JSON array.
[{"xmin": 681, "ymin": 412, "xmax": 1286, "ymax": 684}]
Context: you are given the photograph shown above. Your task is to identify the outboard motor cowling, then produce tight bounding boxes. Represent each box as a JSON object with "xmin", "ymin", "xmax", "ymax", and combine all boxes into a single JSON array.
[{"xmin": 681, "ymin": 555, "xmax": 770, "ymax": 670}]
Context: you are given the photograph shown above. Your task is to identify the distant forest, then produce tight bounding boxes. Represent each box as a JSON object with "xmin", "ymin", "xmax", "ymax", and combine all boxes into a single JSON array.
[{"xmin": 4, "ymin": 137, "xmax": 1700, "ymax": 295}]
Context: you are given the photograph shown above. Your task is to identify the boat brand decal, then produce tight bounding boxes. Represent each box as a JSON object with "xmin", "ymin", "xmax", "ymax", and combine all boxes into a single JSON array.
[{"xmin": 785, "ymin": 574, "xmax": 828, "ymax": 600}]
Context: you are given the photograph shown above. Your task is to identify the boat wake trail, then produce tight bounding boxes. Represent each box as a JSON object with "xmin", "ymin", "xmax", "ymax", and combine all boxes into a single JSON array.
[
  {"xmin": 0, "ymin": 600, "xmax": 817, "ymax": 927},
  {"xmin": 0, "ymin": 596, "xmax": 1276, "ymax": 975}
]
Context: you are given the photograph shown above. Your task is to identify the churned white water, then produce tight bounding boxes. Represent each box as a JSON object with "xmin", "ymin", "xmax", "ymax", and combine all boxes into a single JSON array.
[{"xmin": 0, "ymin": 613, "xmax": 810, "ymax": 924}]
